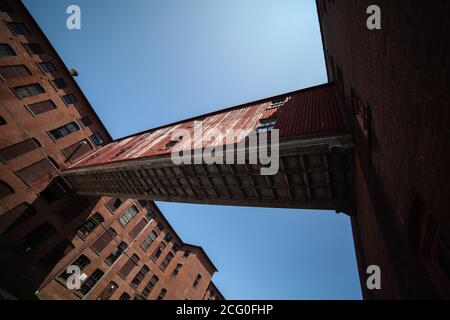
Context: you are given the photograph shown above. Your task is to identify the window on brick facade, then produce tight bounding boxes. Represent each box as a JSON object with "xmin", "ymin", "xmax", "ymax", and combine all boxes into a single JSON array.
[
  {"xmin": 105, "ymin": 197, "xmax": 123, "ymax": 213},
  {"xmin": 51, "ymin": 78, "xmax": 67, "ymax": 89},
  {"xmin": 171, "ymin": 263, "xmax": 182, "ymax": 277},
  {"xmin": 118, "ymin": 292, "xmax": 131, "ymax": 300},
  {"xmin": 183, "ymin": 250, "xmax": 191, "ymax": 258},
  {"xmin": 151, "ymin": 242, "xmax": 166, "ymax": 261},
  {"xmin": 118, "ymin": 254, "xmax": 140, "ymax": 279},
  {"xmin": 90, "ymin": 132, "xmax": 105, "ymax": 146},
  {"xmin": 0, "ymin": 65, "xmax": 31, "ymax": 79},
  {"xmin": 129, "ymin": 219, "xmax": 148, "ymax": 239},
  {"xmin": 27, "ymin": 100, "xmax": 57, "ymax": 115},
  {"xmin": 37, "ymin": 239, "xmax": 74, "ymax": 270},
  {"xmin": 142, "ymin": 275, "xmax": 159, "ymax": 298},
  {"xmin": 164, "ymin": 233, "xmax": 172, "ymax": 243},
  {"xmin": 0, "ymin": 179, "xmax": 14, "ymax": 199},
  {"xmin": 159, "ymin": 252, "xmax": 174, "ymax": 272},
  {"xmin": 38, "ymin": 61, "xmax": 56, "ymax": 73},
  {"xmin": 0, "ymin": 116, "xmax": 6, "ymax": 125},
  {"xmin": 97, "ymin": 281, "xmax": 118, "ymax": 300},
  {"xmin": 0, "ymin": 44, "xmax": 15, "ymax": 56},
  {"xmin": 0, "ymin": 138, "xmax": 41, "ymax": 163},
  {"xmin": 1, "ymin": 203, "xmax": 37, "ymax": 236},
  {"xmin": 15, "ymin": 157, "xmax": 59, "ymax": 185},
  {"xmin": 131, "ymin": 265, "xmax": 149, "ymax": 288},
  {"xmin": 62, "ymin": 140, "xmax": 93, "ymax": 163},
  {"xmin": 172, "ymin": 243, "xmax": 180, "ymax": 252},
  {"xmin": 119, "ymin": 205, "xmax": 139, "ymax": 227},
  {"xmin": 140, "ymin": 230, "xmax": 157, "ymax": 252},
  {"xmin": 90, "ymin": 227, "xmax": 117, "ymax": 254},
  {"xmin": 49, "ymin": 122, "xmax": 80, "ymax": 140},
  {"xmin": 40, "ymin": 177, "xmax": 70, "ymax": 203},
  {"xmin": 57, "ymin": 255, "xmax": 90, "ymax": 283},
  {"xmin": 105, "ymin": 241, "xmax": 128, "ymax": 266},
  {"xmin": 13, "ymin": 83, "xmax": 44, "ymax": 99},
  {"xmin": 8, "ymin": 22, "xmax": 30, "ymax": 35},
  {"xmin": 193, "ymin": 274, "xmax": 202, "ymax": 288},
  {"xmin": 15, "ymin": 222, "xmax": 57, "ymax": 253},
  {"xmin": 79, "ymin": 116, "xmax": 92, "ymax": 127},
  {"xmin": 24, "ymin": 43, "xmax": 44, "ymax": 55},
  {"xmin": 156, "ymin": 222, "xmax": 165, "ymax": 233},
  {"xmin": 145, "ymin": 210, "xmax": 154, "ymax": 222},
  {"xmin": 77, "ymin": 212, "xmax": 104, "ymax": 239},
  {"xmin": 76, "ymin": 269, "xmax": 104, "ymax": 298},
  {"xmin": 157, "ymin": 288, "xmax": 167, "ymax": 300},
  {"xmin": 62, "ymin": 94, "xmax": 77, "ymax": 105}
]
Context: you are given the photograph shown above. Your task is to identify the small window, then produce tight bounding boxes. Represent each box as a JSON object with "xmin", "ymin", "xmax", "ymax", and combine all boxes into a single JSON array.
[
  {"xmin": 90, "ymin": 132, "xmax": 105, "ymax": 146},
  {"xmin": 27, "ymin": 100, "xmax": 57, "ymax": 115},
  {"xmin": 49, "ymin": 122, "xmax": 80, "ymax": 140},
  {"xmin": 13, "ymin": 83, "xmax": 44, "ymax": 99},
  {"xmin": 57, "ymin": 255, "xmax": 91, "ymax": 283},
  {"xmin": 145, "ymin": 209, "xmax": 154, "ymax": 222},
  {"xmin": 90, "ymin": 227, "xmax": 117, "ymax": 254},
  {"xmin": 105, "ymin": 197, "xmax": 123, "ymax": 213},
  {"xmin": 51, "ymin": 78, "xmax": 67, "ymax": 89},
  {"xmin": 24, "ymin": 43, "xmax": 44, "ymax": 55},
  {"xmin": 97, "ymin": 282, "xmax": 119, "ymax": 300},
  {"xmin": 183, "ymin": 250, "xmax": 191, "ymax": 258},
  {"xmin": 0, "ymin": 138, "xmax": 41, "ymax": 162},
  {"xmin": 62, "ymin": 140, "xmax": 93, "ymax": 163},
  {"xmin": 8, "ymin": 22, "xmax": 30, "ymax": 35},
  {"xmin": 140, "ymin": 230, "xmax": 157, "ymax": 252},
  {"xmin": 151, "ymin": 242, "xmax": 166, "ymax": 261},
  {"xmin": 105, "ymin": 241, "xmax": 128, "ymax": 266},
  {"xmin": 62, "ymin": 94, "xmax": 77, "ymax": 105},
  {"xmin": 172, "ymin": 243, "xmax": 180, "ymax": 252},
  {"xmin": 156, "ymin": 222, "xmax": 165, "ymax": 232},
  {"xmin": 159, "ymin": 252, "xmax": 174, "ymax": 271},
  {"xmin": 193, "ymin": 274, "xmax": 202, "ymax": 288},
  {"xmin": 0, "ymin": 44, "xmax": 15, "ymax": 56},
  {"xmin": 164, "ymin": 233, "xmax": 172, "ymax": 243},
  {"xmin": 118, "ymin": 292, "xmax": 131, "ymax": 300},
  {"xmin": 157, "ymin": 288, "xmax": 167, "ymax": 300},
  {"xmin": 256, "ymin": 118, "xmax": 277, "ymax": 133},
  {"xmin": 267, "ymin": 97, "xmax": 285, "ymax": 109},
  {"xmin": 0, "ymin": 116, "xmax": 6, "ymax": 125},
  {"xmin": 171, "ymin": 263, "xmax": 182, "ymax": 277},
  {"xmin": 142, "ymin": 275, "xmax": 159, "ymax": 298},
  {"xmin": 79, "ymin": 116, "xmax": 92, "ymax": 127},
  {"xmin": 119, "ymin": 205, "xmax": 139, "ymax": 226},
  {"xmin": 77, "ymin": 212, "xmax": 104, "ymax": 239},
  {"xmin": 0, "ymin": 179, "xmax": 14, "ymax": 199},
  {"xmin": 76, "ymin": 269, "xmax": 104, "ymax": 297},
  {"xmin": 0, "ymin": 65, "xmax": 31, "ymax": 79},
  {"xmin": 131, "ymin": 265, "xmax": 149, "ymax": 288},
  {"xmin": 118, "ymin": 254, "xmax": 140, "ymax": 279},
  {"xmin": 38, "ymin": 62, "xmax": 56, "ymax": 73}
]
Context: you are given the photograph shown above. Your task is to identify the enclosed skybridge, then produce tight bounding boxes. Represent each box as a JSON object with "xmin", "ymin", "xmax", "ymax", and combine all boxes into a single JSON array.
[{"xmin": 62, "ymin": 84, "xmax": 354, "ymax": 213}]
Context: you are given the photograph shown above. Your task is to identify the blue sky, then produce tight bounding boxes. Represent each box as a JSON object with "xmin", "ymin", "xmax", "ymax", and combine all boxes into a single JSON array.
[{"xmin": 23, "ymin": 0, "xmax": 362, "ymax": 299}]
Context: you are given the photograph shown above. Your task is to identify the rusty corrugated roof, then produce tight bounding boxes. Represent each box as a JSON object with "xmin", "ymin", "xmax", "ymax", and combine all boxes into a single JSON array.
[{"xmin": 70, "ymin": 83, "xmax": 345, "ymax": 169}]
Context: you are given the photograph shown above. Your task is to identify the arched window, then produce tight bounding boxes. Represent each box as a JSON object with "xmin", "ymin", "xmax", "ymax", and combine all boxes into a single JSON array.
[{"xmin": 0, "ymin": 180, "xmax": 14, "ymax": 199}]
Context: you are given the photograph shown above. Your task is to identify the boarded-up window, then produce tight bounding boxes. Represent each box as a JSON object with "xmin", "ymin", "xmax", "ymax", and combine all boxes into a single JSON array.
[
  {"xmin": 0, "ymin": 65, "xmax": 30, "ymax": 79},
  {"xmin": 38, "ymin": 239, "xmax": 74, "ymax": 270},
  {"xmin": 0, "ymin": 180, "xmax": 14, "ymax": 199},
  {"xmin": 0, "ymin": 138, "xmax": 41, "ymax": 162},
  {"xmin": 97, "ymin": 281, "xmax": 119, "ymax": 300},
  {"xmin": 118, "ymin": 254, "xmax": 140, "ymax": 279},
  {"xmin": 15, "ymin": 158, "xmax": 58, "ymax": 185},
  {"xmin": 24, "ymin": 43, "xmax": 44, "ymax": 55},
  {"xmin": 129, "ymin": 219, "xmax": 148, "ymax": 239},
  {"xmin": 27, "ymin": 100, "xmax": 56, "ymax": 115},
  {"xmin": 51, "ymin": 78, "xmax": 67, "ymax": 89},
  {"xmin": 90, "ymin": 228, "xmax": 117, "ymax": 254},
  {"xmin": 0, "ymin": 203, "xmax": 36, "ymax": 236},
  {"xmin": 61, "ymin": 140, "xmax": 93, "ymax": 162}
]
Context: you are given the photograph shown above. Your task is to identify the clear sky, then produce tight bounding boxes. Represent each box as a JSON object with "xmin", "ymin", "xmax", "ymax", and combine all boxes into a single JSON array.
[{"xmin": 23, "ymin": 0, "xmax": 362, "ymax": 299}]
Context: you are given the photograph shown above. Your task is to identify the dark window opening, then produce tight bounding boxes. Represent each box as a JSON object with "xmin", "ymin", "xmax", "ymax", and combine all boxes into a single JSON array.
[
  {"xmin": 49, "ymin": 122, "xmax": 80, "ymax": 140},
  {"xmin": 0, "ymin": 180, "xmax": 14, "ymax": 199},
  {"xmin": 140, "ymin": 230, "xmax": 157, "ymax": 252},
  {"xmin": 90, "ymin": 132, "xmax": 105, "ymax": 146},
  {"xmin": 62, "ymin": 94, "xmax": 77, "ymax": 105},
  {"xmin": 38, "ymin": 61, "xmax": 56, "ymax": 73},
  {"xmin": 0, "ymin": 44, "xmax": 15, "ymax": 56},
  {"xmin": 15, "ymin": 222, "xmax": 57, "ymax": 253},
  {"xmin": 13, "ymin": 83, "xmax": 44, "ymax": 99},
  {"xmin": 157, "ymin": 288, "xmax": 167, "ymax": 300},
  {"xmin": 256, "ymin": 118, "xmax": 277, "ymax": 133},
  {"xmin": 51, "ymin": 78, "xmax": 67, "ymax": 89},
  {"xmin": 118, "ymin": 292, "xmax": 131, "ymax": 300},
  {"xmin": 171, "ymin": 264, "xmax": 182, "ymax": 277},
  {"xmin": 24, "ymin": 43, "xmax": 44, "ymax": 55},
  {"xmin": 105, "ymin": 241, "xmax": 128, "ymax": 266},
  {"xmin": 77, "ymin": 212, "xmax": 104, "ymax": 239},
  {"xmin": 130, "ymin": 265, "xmax": 149, "ymax": 288},
  {"xmin": 193, "ymin": 274, "xmax": 202, "ymax": 288},
  {"xmin": 142, "ymin": 275, "xmax": 159, "ymax": 298},
  {"xmin": 75, "ymin": 269, "xmax": 104, "ymax": 297},
  {"xmin": 8, "ymin": 22, "xmax": 30, "ymax": 35}
]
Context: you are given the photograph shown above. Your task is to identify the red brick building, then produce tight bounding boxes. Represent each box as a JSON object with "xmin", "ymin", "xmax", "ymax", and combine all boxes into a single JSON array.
[{"xmin": 0, "ymin": 0, "xmax": 222, "ymax": 300}]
